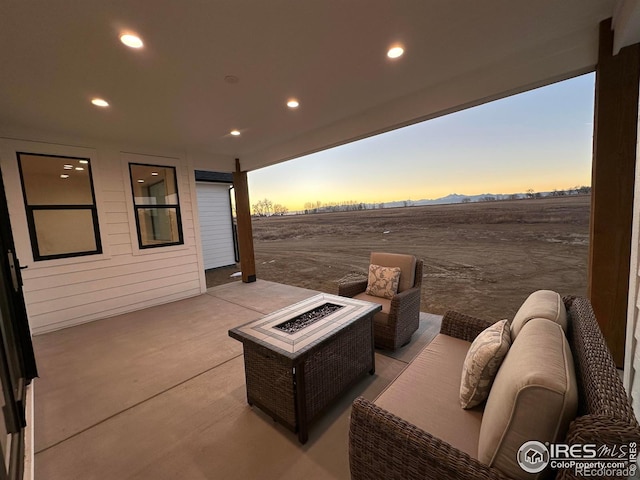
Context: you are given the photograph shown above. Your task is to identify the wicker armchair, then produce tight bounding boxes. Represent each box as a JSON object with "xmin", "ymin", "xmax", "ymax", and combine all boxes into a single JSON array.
[{"xmin": 338, "ymin": 252, "xmax": 423, "ymax": 350}]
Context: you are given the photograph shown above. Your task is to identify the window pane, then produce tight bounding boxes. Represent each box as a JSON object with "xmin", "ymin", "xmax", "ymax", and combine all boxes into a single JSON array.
[
  {"xmin": 137, "ymin": 208, "xmax": 181, "ymax": 246},
  {"xmin": 18, "ymin": 152, "xmax": 102, "ymax": 260},
  {"xmin": 130, "ymin": 165, "xmax": 178, "ymax": 205},
  {"xmin": 19, "ymin": 154, "xmax": 94, "ymax": 205},
  {"xmin": 33, "ymin": 209, "xmax": 97, "ymax": 256}
]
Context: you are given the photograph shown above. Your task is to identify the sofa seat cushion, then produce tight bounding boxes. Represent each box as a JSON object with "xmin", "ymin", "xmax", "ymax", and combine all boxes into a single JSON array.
[
  {"xmin": 353, "ymin": 292, "xmax": 391, "ymax": 325},
  {"xmin": 370, "ymin": 252, "xmax": 416, "ymax": 293},
  {"xmin": 374, "ymin": 333, "xmax": 483, "ymax": 458},
  {"xmin": 511, "ymin": 290, "xmax": 567, "ymax": 338},
  {"xmin": 478, "ymin": 318, "xmax": 577, "ymax": 479}
]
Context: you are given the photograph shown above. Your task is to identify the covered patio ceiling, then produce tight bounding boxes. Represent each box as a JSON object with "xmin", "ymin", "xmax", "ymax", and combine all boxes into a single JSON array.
[{"xmin": 1, "ymin": 1, "xmax": 638, "ymax": 173}]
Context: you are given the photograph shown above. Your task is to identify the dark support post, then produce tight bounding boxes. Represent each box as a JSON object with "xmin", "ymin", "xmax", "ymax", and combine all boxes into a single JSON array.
[
  {"xmin": 233, "ymin": 159, "xmax": 256, "ymax": 283},
  {"xmin": 589, "ymin": 18, "xmax": 640, "ymax": 367}
]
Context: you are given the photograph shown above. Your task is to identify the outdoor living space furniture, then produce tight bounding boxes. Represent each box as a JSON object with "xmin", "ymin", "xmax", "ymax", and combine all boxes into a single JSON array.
[
  {"xmin": 349, "ymin": 292, "xmax": 640, "ymax": 480},
  {"xmin": 338, "ymin": 252, "xmax": 423, "ymax": 350},
  {"xmin": 229, "ymin": 293, "xmax": 380, "ymax": 444}
]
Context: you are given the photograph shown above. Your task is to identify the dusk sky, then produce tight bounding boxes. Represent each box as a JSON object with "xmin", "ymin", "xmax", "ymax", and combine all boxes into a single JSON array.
[{"xmin": 248, "ymin": 73, "xmax": 595, "ymax": 212}]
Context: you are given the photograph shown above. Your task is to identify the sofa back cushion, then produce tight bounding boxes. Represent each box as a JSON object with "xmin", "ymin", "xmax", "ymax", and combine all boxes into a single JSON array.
[
  {"xmin": 511, "ymin": 290, "xmax": 567, "ymax": 339},
  {"xmin": 370, "ymin": 252, "xmax": 416, "ymax": 293},
  {"xmin": 478, "ymin": 318, "xmax": 577, "ymax": 479}
]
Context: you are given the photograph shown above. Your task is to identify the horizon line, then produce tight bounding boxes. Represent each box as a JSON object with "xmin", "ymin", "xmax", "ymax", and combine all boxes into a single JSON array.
[{"xmin": 249, "ymin": 186, "xmax": 591, "ymax": 215}]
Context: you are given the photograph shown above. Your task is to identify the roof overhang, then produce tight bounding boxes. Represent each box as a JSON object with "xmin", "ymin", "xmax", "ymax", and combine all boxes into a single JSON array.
[{"xmin": 0, "ymin": 0, "xmax": 636, "ymax": 173}]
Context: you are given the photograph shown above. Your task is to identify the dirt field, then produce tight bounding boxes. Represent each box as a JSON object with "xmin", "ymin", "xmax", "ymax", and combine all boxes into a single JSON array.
[{"xmin": 209, "ymin": 195, "xmax": 590, "ymax": 322}]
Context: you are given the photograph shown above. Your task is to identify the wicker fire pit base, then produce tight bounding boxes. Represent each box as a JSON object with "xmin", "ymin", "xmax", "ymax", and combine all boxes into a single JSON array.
[{"xmin": 229, "ymin": 294, "xmax": 381, "ymax": 443}]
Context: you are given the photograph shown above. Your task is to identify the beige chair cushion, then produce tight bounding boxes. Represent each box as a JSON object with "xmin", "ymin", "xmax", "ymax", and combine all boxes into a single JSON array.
[
  {"xmin": 511, "ymin": 290, "xmax": 567, "ymax": 339},
  {"xmin": 460, "ymin": 319, "xmax": 511, "ymax": 409},
  {"xmin": 370, "ymin": 252, "xmax": 416, "ymax": 293},
  {"xmin": 375, "ymin": 334, "xmax": 484, "ymax": 458},
  {"xmin": 478, "ymin": 318, "xmax": 577, "ymax": 480},
  {"xmin": 365, "ymin": 264, "xmax": 401, "ymax": 299},
  {"xmin": 353, "ymin": 292, "xmax": 390, "ymax": 325}
]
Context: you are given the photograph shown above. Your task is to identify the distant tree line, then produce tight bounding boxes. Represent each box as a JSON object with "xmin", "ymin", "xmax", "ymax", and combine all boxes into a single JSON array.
[
  {"xmin": 304, "ymin": 200, "xmax": 370, "ymax": 213},
  {"xmin": 303, "ymin": 200, "xmax": 381, "ymax": 214},
  {"xmin": 461, "ymin": 186, "xmax": 591, "ymax": 204},
  {"xmin": 252, "ymin": 198, "xmax": 288, "ymax": 216},
  {"xmin": 526, "ymin": 186, "xmax": 592, "ymax": 198},
  {"xmin": 549, "ymin": 185, "xmax": 591, "ymax": 196},
  {"xmin": 252, "ymin": 198, "xmax": 379, "ymax": 217}
]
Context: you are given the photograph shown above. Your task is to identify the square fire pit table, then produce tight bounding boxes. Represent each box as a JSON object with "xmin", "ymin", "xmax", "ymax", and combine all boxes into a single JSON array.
[{"xmin": 228, "ymin": 293, "xmax": 381, "ymax": 443}]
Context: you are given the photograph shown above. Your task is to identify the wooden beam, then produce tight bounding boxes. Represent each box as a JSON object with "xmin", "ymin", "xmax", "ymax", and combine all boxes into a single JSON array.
[
  {"xmin": 589, "ymin": 18, "xmax": 640, "ymax": 367},
  {"xmin": 232, "ymin": 159, "xmax": 256, "ymax": 283}
]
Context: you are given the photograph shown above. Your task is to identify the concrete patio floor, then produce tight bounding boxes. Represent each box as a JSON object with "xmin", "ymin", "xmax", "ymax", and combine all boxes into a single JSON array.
[{"xmin": 32, "ymin": 280, "xmax": 441, "ymax": 480}]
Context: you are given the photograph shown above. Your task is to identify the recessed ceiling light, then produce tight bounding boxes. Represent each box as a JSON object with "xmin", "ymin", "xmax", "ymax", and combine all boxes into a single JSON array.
[
  {"xmin": 120, "ymin": 34, "xmax": 143, "ymax": 49},
  {"xmin": 79, "ymin": 160, "xmax": 89, "ymax": 164},
  {"xmin": 137, "ymin": 179, "xmax": 145, "ymax": 183},
  {"xmin": 387, "ymin": 46, "xmax": 404, "ymax": 59},
  {"xmin": 63, "ymin": 164, "xmax": 73, "ymax": 170},
  {"xmin": 91, "ymin": 98, "xmax": 109, "ymax": 107},
  {"xmin": 287, "ymin": 99, "xmax": 300, "ymax": 109},
  {"xmin": 151, "ymin": 172, "xmax": 159, "ymax": 176},
  {"xmin": 230, "ymin": 130, "xmax": 241, "ymax": 136},
  {"xmin": 75, "ymin": 167, "xmax": 84, "ymax": 171},
  {"xmin": 60, "ymin": 174, "xmax": 69, "ymax": 179}
]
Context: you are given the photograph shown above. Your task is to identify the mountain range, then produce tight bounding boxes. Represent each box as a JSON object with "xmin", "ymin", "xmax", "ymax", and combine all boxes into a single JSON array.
[{"xmin": 381, "ymin": 191, "xmax": 556, "ymax": 208}]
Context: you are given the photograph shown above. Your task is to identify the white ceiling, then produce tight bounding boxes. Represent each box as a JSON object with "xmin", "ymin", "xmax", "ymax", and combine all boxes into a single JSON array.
[{"xmin": 0, "ymin": 0, "xmax": 630, "ymax": 173}]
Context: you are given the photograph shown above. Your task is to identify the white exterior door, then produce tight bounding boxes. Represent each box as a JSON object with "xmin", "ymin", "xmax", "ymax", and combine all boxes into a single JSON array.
[{"xmin": 196, "ymin": 182, "xmax": 236, "ymax": 269}]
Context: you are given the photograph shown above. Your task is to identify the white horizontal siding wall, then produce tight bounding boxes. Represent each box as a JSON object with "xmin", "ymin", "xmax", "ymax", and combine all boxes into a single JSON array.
[
  {"xmin": 0, "ymin": 139, "xmax": 208, "ymax": 334},
  {"xmin": 196, "ymin": 182, "xmax": 236, "ymax": 269},
  {"xmin": 624, "ymin": 79, "xmax": 640, "ymax": 416}
]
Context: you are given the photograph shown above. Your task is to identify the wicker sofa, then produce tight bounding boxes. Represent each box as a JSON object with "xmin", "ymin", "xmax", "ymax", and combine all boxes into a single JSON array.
[{"xmin": 349, "ymin": 294, "xmax": 640, "ymax": 480}]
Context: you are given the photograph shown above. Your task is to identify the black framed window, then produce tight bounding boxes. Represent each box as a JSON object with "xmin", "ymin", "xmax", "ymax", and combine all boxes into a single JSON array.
[
  {"xmin": 17, "ymin": 152, "xmax": 102, "ymax": 261},
  {"xmin": 129, "ymin": 163, "xmax": 183, "ymax": 249}
]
